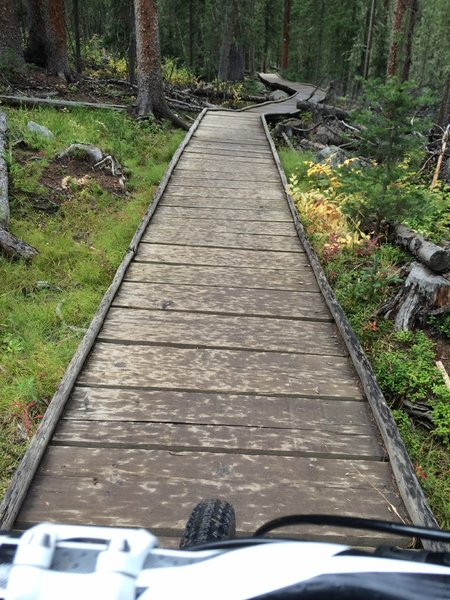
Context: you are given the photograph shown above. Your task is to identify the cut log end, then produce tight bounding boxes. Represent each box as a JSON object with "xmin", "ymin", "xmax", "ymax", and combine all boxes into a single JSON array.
[{"xmin": 379, "ymin": 262, "xmax": 450, "ymax": 330}]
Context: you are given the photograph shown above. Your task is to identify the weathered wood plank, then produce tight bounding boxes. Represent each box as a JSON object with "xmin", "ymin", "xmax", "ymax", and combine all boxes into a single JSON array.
[
  {"xmin": 16, "ymin": 447, "xmax": 407, "ymax": 545},
  {"xmin": 79, "ymin": 343, "xmax": 363, "ymax": 399},
  {"xmin": 193, "ymin": 133, "xmax": 268, "ymax": 145},
  {"xmin": 98, "ymin": 308, "xmax": 346, "ymax": 355},
  {"xmin": 113, "ymin": 282, "xmax": 330, "ymax": 321},
  {"xmin": 169, "ymin": 174, "xmax": 280, "ymax": 189},
  {"xmin": 64, "ymin": 388, "xmax": 375, "ymax": 431},
  {"xmin": 154, "ymin": 206, "xmax": 293, "ymax": 222},
  {"xmin": 176, "ymin": 163, "xmax": 281, "ymax": 179},
  {"xmin": 161, "ymin": 195, "xmax": 286, "ymax": 210},
  {"xmin": 181, "ymin": 151, "xmax": 274, "ymax": 164},
  {"xmin": 149, "ymin": 216, "xmax": 295, "ymax": 236},
  {"xmin": 186, "ymin": 144, "xmax": 272, "ymax": 158},
  {"xmin": 125, "ymin": 263, "xmax": 318, "ymax": 291},
  {"xmin": 136, "ymin": 244, "xmax": 306, "ymax": 267},
  {"xmin": 164, "ymin": 184, "xmax": 285, "ymax": 200},
  {"xmin": 53, "ymin": 420, "xmax": 384, "ymax": 460},
  {"xmin": 141, "ymin": 228, "xmax": 303, "ymax": 252}
]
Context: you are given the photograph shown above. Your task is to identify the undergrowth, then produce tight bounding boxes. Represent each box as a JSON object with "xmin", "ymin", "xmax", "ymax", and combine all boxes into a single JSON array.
[
  {"xmin": 280, "ymin": 147, "xmax": 450, "ymax": 528},
  {"xmin": 0, "ymin": 107, "xmax": 183, "ymax": 497}
]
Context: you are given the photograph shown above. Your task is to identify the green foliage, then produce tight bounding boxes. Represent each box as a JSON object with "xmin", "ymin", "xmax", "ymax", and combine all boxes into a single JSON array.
[
  {"xmin": 162, "ymin": 57, "xmax": 199, "ymax": 87},
  {"xmin": 341, "ymin": 77, "xmax": 434, "ymax": 229},
  {"xmin": 428, "ymin": 314, "xmax": 450, "ymax": 340}
]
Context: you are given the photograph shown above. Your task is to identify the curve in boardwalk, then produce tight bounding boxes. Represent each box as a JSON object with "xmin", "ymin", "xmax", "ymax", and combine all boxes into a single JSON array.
[
  {"xmin": 243, "ymin": 72, "xmax": 327, "ymax": 116},
  {"xmin": 0, "ymin": 84, "xmax": 435, "ymax": 548}
]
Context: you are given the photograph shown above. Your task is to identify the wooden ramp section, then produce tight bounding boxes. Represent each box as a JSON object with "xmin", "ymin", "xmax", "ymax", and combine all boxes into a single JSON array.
[
  {"xmin": 11, "ymin": 109, "xmax": 409, "ymax": 546},
  {"xmin": 244, "ymin": 73, "xmax": 327, "ymax": 116}
]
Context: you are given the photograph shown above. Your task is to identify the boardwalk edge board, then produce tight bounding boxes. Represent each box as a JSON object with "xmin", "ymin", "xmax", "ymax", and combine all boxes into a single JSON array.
[
  {"xmin": 260, "ymin": 114, "xmax": 447, "ymax": 552},
  {"xmin": 0, "ymin": 109, "xmax": 209, "ymax": 530}
]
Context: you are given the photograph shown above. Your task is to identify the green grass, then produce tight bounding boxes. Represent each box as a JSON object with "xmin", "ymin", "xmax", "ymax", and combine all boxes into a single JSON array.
[
  {"xmin": 0, "ymin": 107, "xmax": 183, "ymax": 497},
  {"xmin": 279, "ymin": 147, "xmax": 450, "ymax": 528}
]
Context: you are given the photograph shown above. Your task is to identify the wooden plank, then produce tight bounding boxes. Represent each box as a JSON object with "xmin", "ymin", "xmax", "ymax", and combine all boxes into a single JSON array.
[
  {"xmin": 79, "ymin": 343, "xmax": 363, "ymax": 399},
  {"xmin": 17, "ymin": 447, "xmax": 407, "ymax": 545},
  {"xmin": 136, "ymin": 244, "xmax": 306, "ymax": 268},
  {"xmin": 125, "ymin": 263, "xmax": 319, "ymax": 291},
  {"xmin": 161, "ymin": 195, "xmax": 287, "ymax": 210},
  {"xmin": 168, "ymin": 174, "xmax": 281, "ymax": 189},
  {"xmin": 186, "ymin": 144, "xmax": 272, "ymax": 158},
  {"xmin": 164, "ymin": 184, "xmax": 285, "ymax": 200},
  {"xmin": 113, "ymin": 282, "xmax": 330, "ymax": 321},
  {"xmin": 181, "ymin": 151, "xmax": 274, "ymax": 164},
  {"xmin": 176, "ymin": 163, "xmax": 281, "ymax": 179},
  {"xmin": 154, "ymin": 206, "xmax": 293, "ymax": 222},
  {"xmin": 141, "ymin": 228, "xmax": 303, "ymax": 252},
  {"xmin": 53, "ymin": 420, "xmax": 384, "ymax": 460},
  {"xmin": 193, "ymin": 132, "xmax": 268, "ymax": 145},
  {"xmin": 98, "ymin": 308, "xmax": 346, "ymax": 356},
  {"xmin": 149, "ymin": 216, "xmax": 295, "ymax": 236},
  {"xmin": 64, "ymin": 388, "xmax": 375, "ymax": 431}
]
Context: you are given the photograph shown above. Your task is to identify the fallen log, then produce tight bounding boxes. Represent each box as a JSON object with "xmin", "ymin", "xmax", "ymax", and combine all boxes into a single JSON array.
[
  {"xmin": 0, "ymin": 227, "xmax": 38, "ymax": 260},
  {"xmin": 191, "ymin": 87, "xmax": 267, "ymax": 103},
  {"xmin": 389, "ymin": 222, "xmax": 450, "ymax": 273},
  {"xmin": 378, "ymin": 262, "xmax": 450, "ymax": 330},
  {"xmin": 296, "ymin": 99, "xmax": 350, "ymax": 120},
  {"xmin": 0, "ymin": 94, "xmax": 127, "ymax": 112},
  {"xmin": 0, "ymin": 111, "xmax": 9, "ymax": 230}
]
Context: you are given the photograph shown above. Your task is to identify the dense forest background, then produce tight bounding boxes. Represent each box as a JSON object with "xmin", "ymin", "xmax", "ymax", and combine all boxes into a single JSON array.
[{"xmin": 1, "ymin": 0, "xmax": 449, "ymax": 105}]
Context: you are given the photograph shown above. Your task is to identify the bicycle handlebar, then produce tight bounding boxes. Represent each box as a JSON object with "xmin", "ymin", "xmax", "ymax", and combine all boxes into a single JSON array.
[{"xmin": 1, "ymin": 521, "xmax": 450, "ymax": 600}]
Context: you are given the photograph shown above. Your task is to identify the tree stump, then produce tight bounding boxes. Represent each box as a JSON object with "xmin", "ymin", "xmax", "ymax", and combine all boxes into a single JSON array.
[{"xmin": 379, "ymin": 262, "xmax": 450, "ymax": 330}]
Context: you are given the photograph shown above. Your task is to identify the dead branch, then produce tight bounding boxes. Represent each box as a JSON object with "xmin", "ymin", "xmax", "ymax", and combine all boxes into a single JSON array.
[
  {"xmin": 389, "ymin": 222, "xmax": 450, "ymax": 273},
  {"xmin": 0, "ymin": 94, "xmax": 127, "ymax": 112},
  {"xmin": 430, "ymin": 124, "xmax": 450, "ymax": 188}
]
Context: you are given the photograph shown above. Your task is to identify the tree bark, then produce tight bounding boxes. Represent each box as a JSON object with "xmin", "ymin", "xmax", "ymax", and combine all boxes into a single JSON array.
[
  {"xmin": 363, "ymin": 0, "xmax": 377, "ymax": 79},
  {"xmin": 401, "ymin": 0, "xmax": 418, "ymax": 82},
  {"xmin": 25, "ymin": 0, "xmax": 47, "ymax": 67},
  {"xmin": 73, "ymin": 0, "xmax": 82, "ymax": 73},
  {"xmin": 389, "ymin": 223, "xmax": 450, "ymax": 273},
  {"xmin": 0, "ymin": 112, "xmax": 9, "ymax": 230},
  {"xmin": 438, "ymin": 71, "xmax": 450, "ymax": 128},
  {"xmin": 45, "ymin": 0, "xmax": 71, "ymax": 80},
  {"xmin": 379, "ymin": 262, "xmax": 450, "ymax": 330},
  {"xmin": 25, "ymin": 0, "xmax": 71, "ymax": 80},
  {"xmin": 281, "ymin": 0, "xmax": 292, "ymax": 72},
  {"xmin": 386, "ymin": 0, "xmax": 408, "ymax": 78},
  {"xmin": 218, "ymin": 2, "xmax": 232, "ymax": 81},
  {"xmin": 134, "ymin": 0, "xmax": 187, "ymax": 129},
  {"xmin": 0, "ymin": 0, "xmax": 25, "ymax": 66}
]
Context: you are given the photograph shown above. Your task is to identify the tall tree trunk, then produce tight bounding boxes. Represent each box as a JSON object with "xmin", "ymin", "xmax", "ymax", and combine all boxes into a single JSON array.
[
  {"xmin": 134, "ymin": 0, "xmax": 187, "ymax": 129},
  {"xmin": 438, "ymin": 72, "xmax": 450, "ymax": 128},
  {"xmin": 262, "ymin": 0, "xmax": 270, "ymax": 71},
  {"xmin": 25, "ymin": 0, "xmax": 47, "ymax": 67},
  {"xmin": 401, "ymin": 0, "xmax": 418, "ymax": 82},
  {"xmin": 218, "ymin": 3, "xmax": 232, "ymax": 81},
  {"xmin": 0, "ymin": 0, "xmax": 25, "ymax": 66},
  {"xmin": 73, "ymin": 0, "xmax": 82, "ymax": 73},
  {"xmin": 25, "ymin": 0, "xmax": 71, "ymax": 80},
  {"xmin": 281, "ymin": 0, "xmax": 291, "ymax": 72},
  {"xmin": 128, "ymin": 1, "xmax": 136, "ymax": 84},
  {"xmin": 386, "ymin": 0, "xmax": 408, "ymax": 78},
  {"xmin": 188, "ymin": 0, "xmax": 194, "ymax": 68},
  {"xmin": 363, "ymin": 0, "xmax": 377, "ymax": 79}
]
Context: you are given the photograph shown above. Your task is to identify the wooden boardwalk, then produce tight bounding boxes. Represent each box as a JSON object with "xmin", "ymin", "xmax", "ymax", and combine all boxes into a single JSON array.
[{"xmin": 1, "ymin": 86, "xmax": 430, "ymax": 548}]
